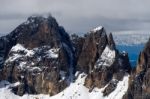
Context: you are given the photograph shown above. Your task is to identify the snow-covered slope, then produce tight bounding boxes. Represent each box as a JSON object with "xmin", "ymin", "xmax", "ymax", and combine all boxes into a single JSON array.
[
  {"xmin": 95, "ymin": 46, "xmax": 116, "ymax": 68},
  {"xmin": 113, "ymin": 31, "xmax": 150, "ymax": 45},
  {"xmin": 0, "ymin": 73, "xmax": 129, "ymax": 99},
  {"xmin": 5, "ymin": 44, "xmax": 59, "ymax": 71}
]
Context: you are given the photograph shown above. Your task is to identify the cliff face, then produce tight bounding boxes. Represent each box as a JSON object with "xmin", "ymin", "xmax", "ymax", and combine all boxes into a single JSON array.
[
  {"xmin": 0, "ymin": 15, "xmax": 132, "ymax": 98},
  {"xmin": 77, "ymin": 27, "xmax": 108, "ymax": 73},
  {"xmin": 0, "ymin": 15, "xmax": 75, "ymax": 96},
  {"xmin": 76, "ymin": 28, "xmax": 131, "ymax": 95},
  {"xmin": 123, "ymin": 39, "xmax": 150, "ymax": 99}
]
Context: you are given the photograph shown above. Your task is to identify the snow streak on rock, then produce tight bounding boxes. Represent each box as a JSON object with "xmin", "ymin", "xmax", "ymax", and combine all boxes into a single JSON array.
[
  {"xmin": 5, "ymin": 43, "xmax": 59, "ymax": 70},
  {"xmin": 92, "ymin": 26, "xmax": 103, "ymax": 32},
  {"xmin": 95, "ymin": 46, "xmax": 116, "ymax": 68}
]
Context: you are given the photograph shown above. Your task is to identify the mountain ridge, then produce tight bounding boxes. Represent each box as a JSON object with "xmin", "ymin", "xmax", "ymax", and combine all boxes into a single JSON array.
[{"xmin": 0, "ymin": 15, "xmax": 149, "ymax": 99}]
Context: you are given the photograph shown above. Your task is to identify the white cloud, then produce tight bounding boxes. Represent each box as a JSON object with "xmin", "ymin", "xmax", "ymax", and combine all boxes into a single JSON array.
[{"xmin": 0, "ymin": 0, "xmax": 150, "ymax": 33}]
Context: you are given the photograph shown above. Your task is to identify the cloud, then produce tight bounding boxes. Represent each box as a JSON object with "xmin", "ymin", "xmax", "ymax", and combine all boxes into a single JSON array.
[{"xmin": 0, "ymin": 0, "xmax": 150, "ymax": 34}]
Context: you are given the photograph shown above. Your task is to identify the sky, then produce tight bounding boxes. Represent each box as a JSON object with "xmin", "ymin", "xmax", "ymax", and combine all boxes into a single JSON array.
[{"xmin": 0, "ymin": 0, "xmax": 150, "ymax": 35}]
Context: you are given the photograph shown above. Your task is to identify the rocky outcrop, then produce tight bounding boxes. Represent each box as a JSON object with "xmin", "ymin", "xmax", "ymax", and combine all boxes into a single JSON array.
[
  {"xmin": 84, "ymin": 34, "xmax": 131, "ymax": 90},
  {"xmin": 0, "ymin": 35, "xmax": 17, "ymax": 69},
  {"xmin": 75, "ymin": 27, "xmax": 131, "ymax": 94},
  {"xmin": 77, "ymin": 27, "xmax": 108, "ymax": 73},
  {"xmin": 108, "ymin": 33, "xmax": 116, "ymax": 50},
  {"xmin": 123, "ymin": 39, "xmax": 150, "ymax": 99},
  {"xmin": 0, "ymin": 15, "xmax": 75, "ymax": 96}
]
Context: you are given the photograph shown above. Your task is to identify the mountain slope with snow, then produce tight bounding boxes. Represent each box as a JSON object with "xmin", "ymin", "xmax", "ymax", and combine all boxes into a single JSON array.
[
  {"xmin": 0, "ymin": 17, "xmax": 132, "ymax": 99},
  {"xmin": 0, "ymin": 73, "xmax": 129, "ymax": 99}
]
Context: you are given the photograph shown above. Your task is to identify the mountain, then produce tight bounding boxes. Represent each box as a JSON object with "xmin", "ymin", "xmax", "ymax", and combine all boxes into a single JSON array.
[
  {"xmin": 113, "ymin": 31, "xmax": 150, "ymax": 46},
  {"xmin": 0, "ymin": 15, "xmax": 75, "ymax": 96},
  {"xmin": 113, "ymin": 31, "xmax": 149, "ymax": 68},
  {"xmin": 0, "ymin": 15, "xmax": 136, "ymax": 99},
  {"xmin": 123, "ymin": 38, "xmax": 150, "ymax": 99}
]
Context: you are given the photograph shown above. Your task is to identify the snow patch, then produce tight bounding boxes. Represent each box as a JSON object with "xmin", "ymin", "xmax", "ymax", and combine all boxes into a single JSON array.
[
  {"xmin": 5, "ymin": 44, "xmax": 59, "ymax": 72},
  {"xmin": 28, "ymin": 67, "xmax": 42, "ymax": 72},
  {"xmin": 45, "ymin": 48, "xmax": 59, "ymax": 58},
  {"xmin": 92, "ymin": 26, "xmax": 103, "ymax": 32},
  {"xmin": 95, "ymin": 46, "xmax": 116, "ymax": 68},
  {"xmin": 59, "ymin": 71, "xmax": 66, "ymax": 81},
  {"xmin": 11, "ymin": 44, "xmax": 34, "ymax": 57},
  {"xmin": 5, "ymin": 54, "xmax": 22, "ymax": 63},
  {"xmin": 19, "ymin": 62, "xmax": 27, "ymax": 69},
  {"xmin": 105, "ymin": 75, "xmax": 129, "ymax": 99}
]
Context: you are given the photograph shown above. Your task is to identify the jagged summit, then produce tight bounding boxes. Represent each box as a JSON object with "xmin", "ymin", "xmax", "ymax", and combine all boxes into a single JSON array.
[
  {"xmin": 77, "ymin": 25, "xmax": 108, "ymax": 73},
  {"xmin": 123, "ymin": 38, "xmax": 150, "ymax": 99},
  {"xmin": 0, "ymin": 15, "xmax": 132, "ymax": 99},
  {"xmin": 0, "ymin": 15, "xmax": 75, "ymax": 96},
  {"xmin": 108, "ymin": 33, "xmax": 116, "ymax": 50},
  {"xmin": 76, "ymin": 24, "xmax": 131, "ymax": 96},
  {"xmin": 24, "ymin": 15, "xmax": 58, "ymax": 25},
  {"xmin": 8, "ymin": 15, "xmax": 72, "ymax": 49}
]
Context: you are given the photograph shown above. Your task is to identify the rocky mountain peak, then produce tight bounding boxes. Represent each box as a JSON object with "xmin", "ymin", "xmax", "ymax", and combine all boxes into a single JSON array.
[
  {"xmin": 0, "ymin": 15, "xmax": 75, "ymax": 96},
  {"xmin": 75, "ymin": 26, "xmax": 131, "ymax": 95},
  {"xmin": 108, "ymin": 33, "xmax": 116, "ymax": 50},
  {"xmin": 25, "ymin": 15, "xmax": 58, "ymax": 27},
  {"xmin": 136, "ymin": 51, "xmax": 147, "ymax": 74},
  {"xmin": 77, "ymin": 26, "xmax": 108, "ymax": 73},
  {"xmin": 0, "ymin": 15, "xmax": 133, "ymax": 99},
  {"xmin": 123, "ymin": 37, "xmax": 150, "ymax": 99},
  {"xmin": 13, "ymin": 15, "xmax": 70, "ymax": 49}
]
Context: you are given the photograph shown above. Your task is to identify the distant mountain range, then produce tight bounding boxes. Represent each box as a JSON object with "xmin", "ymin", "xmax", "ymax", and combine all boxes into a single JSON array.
[
  {"xmin": 77, "ymin": 31, "xmax": 150, "ymax": 46},
  {"xmin": 113, "ymin": 31, "xmax": 150, "ymax": 46}
]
